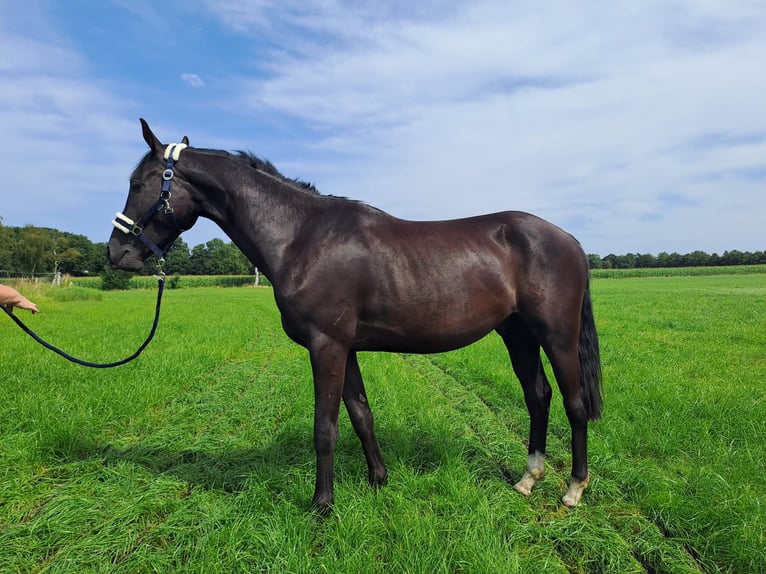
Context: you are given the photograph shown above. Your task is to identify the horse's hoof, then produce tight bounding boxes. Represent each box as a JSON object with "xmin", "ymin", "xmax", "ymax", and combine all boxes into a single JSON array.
[
  {"xmin": 311, "ymin": 497, "xmax": 334, "ymax": 516},
  {"xmin": 514, "ymin": 452, "xmax": 545, "ymax": 496},
  {"xmin": 514, "ymin": 473, "xmax": 536, "ymax": 496},
  {"xmin": 368, "ymin": 467, "xmax": 388, "ymax": 488},
  {"xmin": 562, "ymin": 474, "xmax": 589, "ymax": 507}
]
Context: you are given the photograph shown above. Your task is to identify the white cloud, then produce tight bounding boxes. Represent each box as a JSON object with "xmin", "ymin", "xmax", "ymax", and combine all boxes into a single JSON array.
[
  {"xmin": 204, "ymin": 0, "xmax": 766, "ymax": 253},
  {"xmin": 181, "ymin": 73, "xmax": 206, "ymax": 88}
]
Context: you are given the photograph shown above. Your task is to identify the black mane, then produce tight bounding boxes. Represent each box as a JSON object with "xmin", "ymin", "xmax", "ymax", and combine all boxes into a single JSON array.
[
  {"xmin": 134, "ymin": 147, "xmax": 320, "ymax": 195},
  {"xmin": 233, "ymin": 150, "xmax": 319, "ymax": 195}
]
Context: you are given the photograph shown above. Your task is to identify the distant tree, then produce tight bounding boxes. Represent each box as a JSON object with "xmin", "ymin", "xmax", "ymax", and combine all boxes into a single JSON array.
[
  {"xmin": 232, "ymin": 244, "xmax": 253, "ymax": 274},
  {"xmin": 164, "ymin": 238, "xmax": 191, "ymax": 274},
  {"xmin": 14, "ymin": 226, "xmax": 52, "ymax": 274},
  {"xmin": 683, "ymin": 250, "xmax": 711, "ymax": 267},
  {"xmin": 720, "ymin": 250, "xmax": 745, "ymax": 266},
  {"xmin": 602, "ymin": 254, "xmax": 617, "ymax": 269},
  {"xmin": 188, "ymin": 243, "xmax": 209, "ymax": 275},
  {"xmin": 62, "ymin": 232, "xmax": 103, "ymax": 274},
  {"xmin": 0, "ymin": 222, "xmax": 13, "ymax": 272},
  {"xmin": 587, "ymin": 254, "xmax": 603, "ymax": 269},
  {"xmin": 607, "ymin": 253, "xmax": 636, "ymax": 269},
  {"xmin": 86, "ymin": 242, "xmax": 109, "ymax": 275},
  {"xmin": 187, "ymin": 238, "xmax": 251, "ymax": 275},
  {"xmin": 635, "ymin": 253, "xmax": 657, "ymax": 268},
  {"xmin": 207, "ymin": 238, "xmax": 251, "ymax": 274},
  {"xmin": 49, "ymin": 232, "xmax": 83, "ymax": 278},
  {"xmin": 656, "ymin": 252, "xmax": 682, "ymax": 268}
]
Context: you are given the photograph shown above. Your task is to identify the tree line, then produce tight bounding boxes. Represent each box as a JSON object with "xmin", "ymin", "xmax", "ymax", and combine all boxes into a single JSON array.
[
  {"xmin": 0, "ymin": 223, "xmax": 252, "ymax": 277},
  {"xmin": 588, "ymin": 250, "xmax": 766, "ymax": 269},
  {"xmin": 1, "ymin": 222, "xmax": 764, "ymax": 278}
]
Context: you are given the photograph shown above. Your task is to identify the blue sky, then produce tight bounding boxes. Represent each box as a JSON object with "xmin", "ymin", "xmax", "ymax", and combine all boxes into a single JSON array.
[{"xmin": 1, "ymin": 0, "xmax": 764, "ymax": 256}]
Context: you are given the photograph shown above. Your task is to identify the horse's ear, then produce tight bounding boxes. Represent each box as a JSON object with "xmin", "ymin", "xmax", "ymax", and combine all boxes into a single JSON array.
[
  {"xmin": 182, "ymin": 135, "xmax": 190, "ymax": 146},
  {"xmin": 139, "ymin": 118, "xmax": 162, "ymax": 152}
]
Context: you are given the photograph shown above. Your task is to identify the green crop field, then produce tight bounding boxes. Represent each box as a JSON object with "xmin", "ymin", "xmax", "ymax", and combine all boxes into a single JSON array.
[{"xmin": 1, "ymin": 274, "xmax": 764, "ymax": 573}]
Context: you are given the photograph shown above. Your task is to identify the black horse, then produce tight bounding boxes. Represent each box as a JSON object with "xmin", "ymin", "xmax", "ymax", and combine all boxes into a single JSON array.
[{"xmin": 108, "ymin": 120, "xmax": 602, "ymax": 512}]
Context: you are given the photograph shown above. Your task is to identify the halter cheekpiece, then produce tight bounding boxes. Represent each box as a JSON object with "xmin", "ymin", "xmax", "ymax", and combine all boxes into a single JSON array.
[{"xmin": 112, "ymin": 143, "xmax": 189, "ymax": 262}]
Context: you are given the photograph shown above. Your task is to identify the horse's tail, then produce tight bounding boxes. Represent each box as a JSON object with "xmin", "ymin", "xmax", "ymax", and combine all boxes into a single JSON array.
[{"xmin": 579, "ymin": 278, "xmax": 603, "ymax": 420}]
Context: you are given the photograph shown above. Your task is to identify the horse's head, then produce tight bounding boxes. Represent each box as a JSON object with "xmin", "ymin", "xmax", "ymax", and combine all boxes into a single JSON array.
[{"xmin": 107, "ymin": 119, "xmax": 199, "ymax": 271}]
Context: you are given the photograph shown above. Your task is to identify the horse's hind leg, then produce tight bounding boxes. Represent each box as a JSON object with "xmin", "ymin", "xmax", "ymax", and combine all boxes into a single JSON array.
[
  {"xmin": 497, "ymin": 316, "xmax": 552, "ymax": 496},
  {"xmin": 342, "ymin": 351, "xmax": 388, "ymax": 487},
  {"xmin": 545, "ymin": 339, "xmax": 591, "ymax": 507}
]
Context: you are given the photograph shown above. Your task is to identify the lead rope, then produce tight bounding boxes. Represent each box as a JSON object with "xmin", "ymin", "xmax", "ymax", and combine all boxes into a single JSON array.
[{"xmin": 1, "ymin": 274, "xmax": 165, "ymax": 368}]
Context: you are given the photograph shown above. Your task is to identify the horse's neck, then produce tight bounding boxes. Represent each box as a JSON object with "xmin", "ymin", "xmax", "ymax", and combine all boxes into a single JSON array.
[{"xmin": 193, "ymin": 161, "xmax": 312, "ymax": 279}]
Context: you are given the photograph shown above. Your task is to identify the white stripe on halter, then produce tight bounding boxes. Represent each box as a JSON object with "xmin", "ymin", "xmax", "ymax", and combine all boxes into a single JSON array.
[
  {"xmin": 112, "ymin": 212, "xmax": 135, "ymax": 235},
  {"xmin": 163, "ymin": 143, "xmax": 188, "ymax": 161}
]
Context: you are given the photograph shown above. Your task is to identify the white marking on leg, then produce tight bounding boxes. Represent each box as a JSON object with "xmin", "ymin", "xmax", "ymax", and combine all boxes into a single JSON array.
[
  {"xmin": 514, "ymin": 451, "xmax": 545, "ymax": 496},
  {"xmin": 562, "ymin": 474, "xmax": 590, "ymax": 507}
]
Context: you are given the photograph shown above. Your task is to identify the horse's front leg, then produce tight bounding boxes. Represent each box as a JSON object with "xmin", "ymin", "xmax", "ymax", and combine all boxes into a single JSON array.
[{"xmin": 309, "ymin": 339, "xmax": 347, "ymax": 514}]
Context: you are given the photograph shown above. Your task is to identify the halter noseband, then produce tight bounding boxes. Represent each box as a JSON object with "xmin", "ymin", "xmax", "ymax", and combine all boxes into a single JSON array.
[{"xmin": 112, "ymin": 143, "xmax": 189, "ymax": 261}]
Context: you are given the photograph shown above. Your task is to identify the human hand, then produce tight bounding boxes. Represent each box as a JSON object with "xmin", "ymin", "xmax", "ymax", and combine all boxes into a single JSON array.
[
  {"xmin": 11, "ymin": 295, "xmax": 40, "ymax": 314},
  {"xmin": 0, "ymin": 285, "xmax": 39, "ymax": 314}
]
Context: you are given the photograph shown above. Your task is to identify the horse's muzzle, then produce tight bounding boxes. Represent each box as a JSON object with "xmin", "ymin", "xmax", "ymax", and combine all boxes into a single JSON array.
[{"xmin": 107, "ymin": 237, "xmax": 145, "ymax": 271}]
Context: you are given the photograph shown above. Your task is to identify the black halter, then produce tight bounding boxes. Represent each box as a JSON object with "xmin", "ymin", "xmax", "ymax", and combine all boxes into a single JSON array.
[{"xmin": 112, "ymin": 143, "xmax": 188, "ymax": 261}]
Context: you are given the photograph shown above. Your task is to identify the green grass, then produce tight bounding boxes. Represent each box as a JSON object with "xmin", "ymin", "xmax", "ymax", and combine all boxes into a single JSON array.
[
  {"xmin": 590, "ymin": 264, "xmax": 766, "ymax": 279},
  {"xmin": 1, "ymin": 274, "xmax": 764, "ymax": 573},
  {"xmin": 66, "ymin": 275, "xmax": 268, "ymax": 290}
]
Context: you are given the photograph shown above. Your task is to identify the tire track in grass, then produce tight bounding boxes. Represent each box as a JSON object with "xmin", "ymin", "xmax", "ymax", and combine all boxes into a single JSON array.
[
  {"xmin": 398, "ymin": 353, "xmax": 531, "ymax": 485},
  {"xmin": 400, "ymin": 352, "xmax": 704, "ymax": 573},
  {"xmin": 424, "ymin": 346, "xmax": 575, "ymax": 475},
  {"xmin": 427, "ymin": 351, "xmax": 706, "ymax": 573},
  {"xmin": 399, "ymin": 352, "xmax": 597, "ymax": 517},
  {"xmin": 397, "ymin": 353, "xmax": 645, "ymax": 573}
]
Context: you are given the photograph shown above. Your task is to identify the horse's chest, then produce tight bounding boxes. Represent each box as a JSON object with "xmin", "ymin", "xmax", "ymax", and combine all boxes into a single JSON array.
[{"xmin": 275, "ymin": 292, "xmax": 354, "ymax": 347}]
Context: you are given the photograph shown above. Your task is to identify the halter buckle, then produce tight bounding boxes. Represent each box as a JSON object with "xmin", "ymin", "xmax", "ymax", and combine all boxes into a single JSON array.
[{"xmin": 154, "ymin": 257, "xmax": 166, "ymax": 280}]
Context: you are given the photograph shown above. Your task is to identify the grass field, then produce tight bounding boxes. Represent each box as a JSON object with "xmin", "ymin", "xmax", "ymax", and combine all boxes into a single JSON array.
[{"xmin": 1, "ymin": 274, "xmax": 764, "ymax": 573}]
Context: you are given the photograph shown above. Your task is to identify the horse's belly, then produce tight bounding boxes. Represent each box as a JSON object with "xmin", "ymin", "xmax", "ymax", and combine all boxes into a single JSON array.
[
  {"xmin": 354, "ymin": 331, "xmax": 492, "ymax": 354},
  {"xmin": 354, "ymin": 306, "xmax": 506, "ymax": 353}
]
